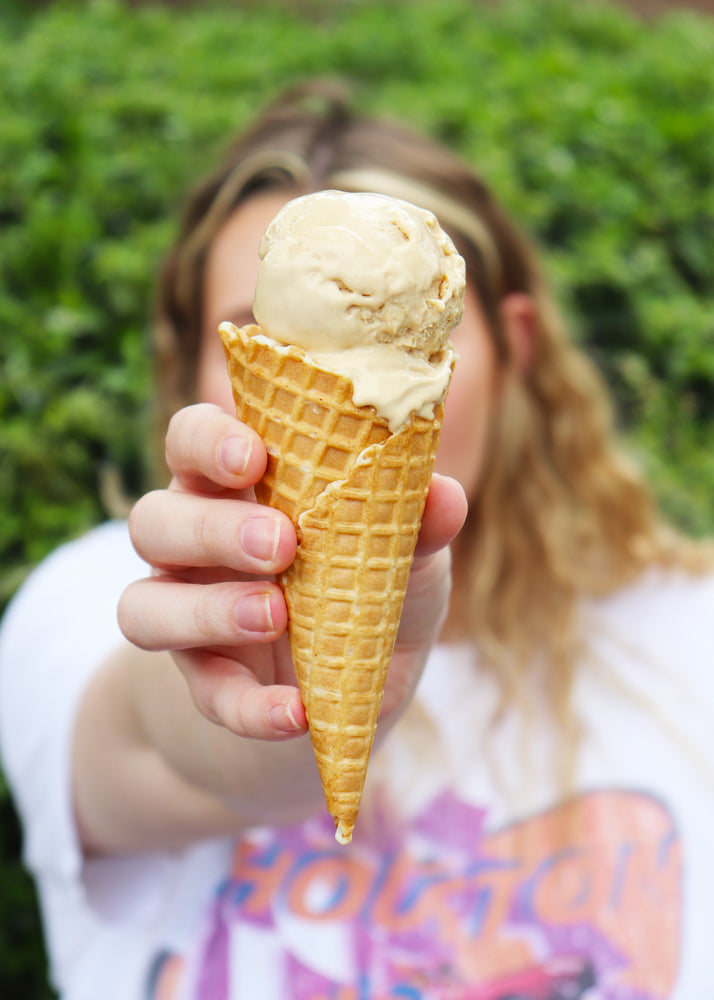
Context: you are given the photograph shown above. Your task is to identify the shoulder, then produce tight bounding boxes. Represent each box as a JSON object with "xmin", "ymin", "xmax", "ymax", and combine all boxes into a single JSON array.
[
  {"xmin": 588, "ymin": 568, "xmax": 714, "ymax": 641},
  {"xmin": 11, "ymin": 519, "xmax": 137, "ymax": 591},
  {"xmin": 583, "ymin": 568, "xmax": 714, "ymax": 693},
  {"xmin": 0, "ymin": 518, "xmax": 144, "ymax": 676},
  {"xmin": 0, "ymin": 521, "xmax": 145, "ymax": 806},
  {"xmin": 1, "ymin": 520, "xmax": 140, "ymax": 635}
]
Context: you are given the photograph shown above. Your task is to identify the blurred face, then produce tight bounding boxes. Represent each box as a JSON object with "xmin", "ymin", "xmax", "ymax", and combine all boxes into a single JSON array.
[
  {"xmin": 199, "ymin": 191, "xmax": 290, "ymax": 414},
  {"xmin": 199, "ymin": 191, "xmax": 500, "ymax": 503}
]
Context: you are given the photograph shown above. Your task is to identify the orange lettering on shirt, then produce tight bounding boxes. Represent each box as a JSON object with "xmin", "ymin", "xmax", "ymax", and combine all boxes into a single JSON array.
[
  {"xmin": 231, "ymin": 840, "xmax": 294, "ymax": 918},
  {"xmin": 285, "ymin": 853, "xmax": 372, "ymax": 921}
]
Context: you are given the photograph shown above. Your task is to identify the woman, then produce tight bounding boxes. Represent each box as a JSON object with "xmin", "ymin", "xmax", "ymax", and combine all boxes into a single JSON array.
[{"xmin": 1, "ymin": 80, "xmax": 713, "ymax": 1000}]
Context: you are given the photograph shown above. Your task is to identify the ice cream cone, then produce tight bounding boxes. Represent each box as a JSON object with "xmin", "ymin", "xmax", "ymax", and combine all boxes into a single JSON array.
[{"xmin": 220, "ymin": 321, "xmax": 448, "ymax": 843}]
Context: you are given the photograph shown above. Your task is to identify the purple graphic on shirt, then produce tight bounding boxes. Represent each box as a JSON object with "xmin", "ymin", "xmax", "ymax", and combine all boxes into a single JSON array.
[
  {"xmin": 193, "ymin": 880, "xmax": 231, "ymax": 1000},
  {"xmin": 150, "ymin": 789, "xmax": 680, "ymax": 1000}
]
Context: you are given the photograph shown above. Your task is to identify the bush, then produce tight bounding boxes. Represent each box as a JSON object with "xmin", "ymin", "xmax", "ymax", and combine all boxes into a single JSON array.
[{"xmin": 1, "ymin": 0, "xmax": 713, "ymax": 993}]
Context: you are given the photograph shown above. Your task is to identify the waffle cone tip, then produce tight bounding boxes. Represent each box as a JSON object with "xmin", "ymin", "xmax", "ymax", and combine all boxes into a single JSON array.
[{"xmin": 335, "ymin": 821, "xmax": 353, "ymax": 845}]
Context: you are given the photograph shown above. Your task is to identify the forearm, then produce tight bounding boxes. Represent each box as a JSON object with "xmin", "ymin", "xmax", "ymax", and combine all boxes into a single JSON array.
[{"xmin": 73, "ymin": 642, "xmax": 324, "ymax": 855}]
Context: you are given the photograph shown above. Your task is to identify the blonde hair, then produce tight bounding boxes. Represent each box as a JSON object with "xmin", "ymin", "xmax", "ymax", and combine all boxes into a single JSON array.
[
  {"xmin": 154, "ymin": 79, "xmax": 714, "ymax": 759},
  {"xmin": 455, "ymin": 267, "xmax": 713, "ymax": 765}
]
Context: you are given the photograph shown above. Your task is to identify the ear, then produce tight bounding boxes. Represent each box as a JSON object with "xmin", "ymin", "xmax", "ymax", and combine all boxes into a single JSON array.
[{"xmin": 500, "ymin": 292, "xmax": 536, "ymax": 374}]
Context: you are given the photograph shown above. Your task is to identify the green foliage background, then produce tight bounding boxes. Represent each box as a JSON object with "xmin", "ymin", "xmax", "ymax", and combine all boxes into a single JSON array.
[{"xmin": 1, "ymin": 0, "xmax": 713, "ymax": 993}]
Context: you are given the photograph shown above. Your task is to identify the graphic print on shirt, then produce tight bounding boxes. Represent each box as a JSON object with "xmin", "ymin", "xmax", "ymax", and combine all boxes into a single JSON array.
[{"xmin": 148, "ymin": 789, "xmax": 681, "ymax": 1000}]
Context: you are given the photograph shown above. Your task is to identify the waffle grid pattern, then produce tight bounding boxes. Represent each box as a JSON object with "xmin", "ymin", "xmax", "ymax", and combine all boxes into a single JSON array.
[
  {"xmin": 220, "ymin": 321, "xmax": 446, "ymax": 842},
  {"xmin": 285, "ymin": 424, "xmax": 440, "ymax": 837},
  {"xmin": 222, "ymin": 324, "xmax": 390, "ymax": 528}
]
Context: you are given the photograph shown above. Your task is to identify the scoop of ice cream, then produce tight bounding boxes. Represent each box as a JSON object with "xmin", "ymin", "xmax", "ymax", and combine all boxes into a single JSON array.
[{"xmin": 252, "ymin": 190, "xmax": 465, "ymax": 358}]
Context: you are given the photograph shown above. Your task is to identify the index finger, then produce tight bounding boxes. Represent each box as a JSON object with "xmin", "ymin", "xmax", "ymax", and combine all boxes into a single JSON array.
[{"xmin": 165, "ymin": 403, "xmax": 267, "ymax": 494}]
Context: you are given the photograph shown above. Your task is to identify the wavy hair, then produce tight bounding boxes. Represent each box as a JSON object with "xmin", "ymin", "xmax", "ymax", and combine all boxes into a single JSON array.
[{"xmin": 154, "ymin": 79, "xmax": 713, "ymax": 758}]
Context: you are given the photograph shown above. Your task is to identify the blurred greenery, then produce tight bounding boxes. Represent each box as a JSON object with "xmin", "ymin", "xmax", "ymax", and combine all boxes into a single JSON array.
[{"xmin": 1, "ymin": 0, "xmax": 713, "ymax": 994}]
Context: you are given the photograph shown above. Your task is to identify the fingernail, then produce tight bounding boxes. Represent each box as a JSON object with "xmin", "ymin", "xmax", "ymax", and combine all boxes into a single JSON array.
[
  {"xmin": 220, "ymin": 435, "xmax": 253, "ymax": 476},
  {"xmin": 235, "ymin": 592, "xmax": 274, "ymax": 633},
  {"xmin": 241, "ymin": 516, "xmax": 281, "ymax": 563},
  {"xmin": 268, "ymin": 701, "xmax": 303, "ymax": 733}
]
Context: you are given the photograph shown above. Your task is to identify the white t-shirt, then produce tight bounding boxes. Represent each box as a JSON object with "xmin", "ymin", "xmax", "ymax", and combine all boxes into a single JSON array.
[{"xmin": 1, "ymin": 521, "xmax": 713, "ymax": 1000}]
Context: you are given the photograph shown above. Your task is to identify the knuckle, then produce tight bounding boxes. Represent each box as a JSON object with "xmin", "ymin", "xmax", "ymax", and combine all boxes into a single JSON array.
[
  {"xmin": 127, "ymin": 491, "xmax": 163, "ymax": 556},
  {"xmin": 190, "ymin": 590, "xmax": 213, "ymax": 641},
  {"xmin": 193, "ymin": 678, "xmax": 222, "ymax": 727},
  {"xmin": 190, "ymin": 584, "xmax": 232, "ymax": 644},
  {"xmin": 193, "ymin": 503, "xmax": 219, "ymax": 563},
  {"xmin": 164, "ymin": 409, "xmax": 186, "ymax": 466},
  {"xmin": 117, "ymin": 582, "xmax": 149, "ymax": 649},
  {"xmin": 165, "ymin": 404, "xmax": 205, "ymax": 469},
  {"xmin": 185, "ymin": 667, "xmax": 221, "ymax": 726},
  {"xmin": 165, "ymin": 408, "xmax": 183, "ymax": 441},
  {"xmin": 116, "ymin": 586, "xmax": 133, "ymax": 640},
  {"xmin": 167, "ymin": 403, "xmax": 219, "ymax": 443},
  {"xmin": 229, "ymin": 687, "xmax": 261, "ymax": 740},
  {"xmin": 214, "ymin": 685, "xmax": 245, "ymax": 735}
]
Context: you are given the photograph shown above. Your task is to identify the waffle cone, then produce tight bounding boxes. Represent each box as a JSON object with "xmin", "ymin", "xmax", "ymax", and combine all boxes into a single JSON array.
[{"xmin": 220, "ymin": 322, "xmax": 448, "ymax": 843}]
